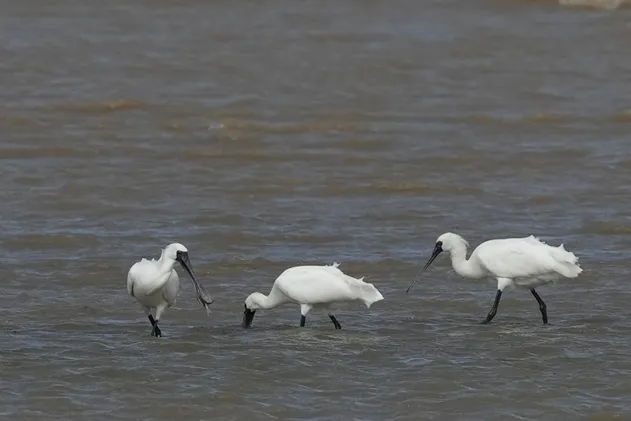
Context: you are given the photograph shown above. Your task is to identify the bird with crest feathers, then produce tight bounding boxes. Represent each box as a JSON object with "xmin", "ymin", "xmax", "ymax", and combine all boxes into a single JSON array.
[
  {"xmin": 127, "ymin": 243, "xmax": 213, "ymax": 337},
  {"xmin": 407, "ymin": 232, "xmax": 582, "ymax": 324},
  {"xmin": 242, "ymin": 262, "xmax": 384, "ymax": 329}
]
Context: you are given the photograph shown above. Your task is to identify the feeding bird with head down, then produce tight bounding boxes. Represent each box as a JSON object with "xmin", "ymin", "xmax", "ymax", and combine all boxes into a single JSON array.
[
  {"xmin": 407, "ymin": 232, "xmax": 582, "ymax": 324},
  {"xmin": 242, "ymin": 262, "xmax": 384, "ymax": 329},
  {"xmin": 127, "ymin": 243, "xmax": 213, "ymax": 337}
]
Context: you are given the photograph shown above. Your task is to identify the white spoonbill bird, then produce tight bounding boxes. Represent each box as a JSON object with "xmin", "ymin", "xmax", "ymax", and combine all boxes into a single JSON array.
[
  {"xmin": 242, "ymin": 262, "xmax": 384, "ymax": 329},
  {"xmin": 406, "ymin": 233, "xmax": 582, "ymax": 324},
  {"xmin": 127, "ymin": 243, "xmax": 213, "ymax": 337}
]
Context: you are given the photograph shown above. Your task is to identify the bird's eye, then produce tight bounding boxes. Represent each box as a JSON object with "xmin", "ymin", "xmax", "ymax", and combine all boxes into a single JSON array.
[{"xmin": 436, "ymin": 241, "xmax": 443, "ymax": 247}]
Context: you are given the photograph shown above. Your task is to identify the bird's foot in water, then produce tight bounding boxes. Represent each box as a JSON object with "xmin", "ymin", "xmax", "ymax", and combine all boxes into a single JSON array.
[
  {"xmin": 329, "ymin": 314, "xmax": 342, "ymax": 329},
  {"xmin": 151, "ymin": 324, "xmax": 162, "ymax": 337}
]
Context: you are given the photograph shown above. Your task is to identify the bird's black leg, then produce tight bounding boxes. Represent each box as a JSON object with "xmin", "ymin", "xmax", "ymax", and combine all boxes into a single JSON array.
[
  {"xmin": 328, "ymin": 314, "xmax": 342, "ymax": 329},
  {"xmin": 481, "ymin": 290, "xmax": 502, "ymax": 324},
  {"xmin": 300, "ymin": 315, "xmax": 306, "ymax": 327},
  {"xmin": 148, "ymin": 315, "xmax": 162, "ymax": 337},
  {"xmin": 151, "ymin": 322, "xmax": 162, "ymax": 337},
  {"xmin": 530, "ymin": 288, "xmax": 548, "ymax": 324}
]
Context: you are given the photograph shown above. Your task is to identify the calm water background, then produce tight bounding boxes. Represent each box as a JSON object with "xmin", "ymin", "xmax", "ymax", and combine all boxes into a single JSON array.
[{"xmin": 2, "ymin": 0, "xmax": 631, "ymax": 420}]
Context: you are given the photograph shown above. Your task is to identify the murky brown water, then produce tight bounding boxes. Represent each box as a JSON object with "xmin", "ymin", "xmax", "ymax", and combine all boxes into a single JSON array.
[{"xmin": 2, "ymin": 0, "xmax": 631, "ymax": 420}]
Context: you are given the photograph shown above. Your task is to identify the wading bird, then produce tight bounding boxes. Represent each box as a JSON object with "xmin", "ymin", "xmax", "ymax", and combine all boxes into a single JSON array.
[
  {"xmin": 407, "ymin": 233, "xmax": 582, "ymax": 324},
  {"xmin": 127, "ymin": 243, "xmax": 213, "ymax": 337},
  {"xmin": 242, "ymin": 262, "xmax": 384, "ymax": 329}
]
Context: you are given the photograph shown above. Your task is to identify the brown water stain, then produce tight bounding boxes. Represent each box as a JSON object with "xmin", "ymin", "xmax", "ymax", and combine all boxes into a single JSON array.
[
  {"xmin": 0, "ymin": 147, "xmax": 94, "ymax": 159},
  {"xmin": 373, "ymin": 181, "xmax": 481, "ymax": 195},
  {"xmin": 54, "ymin": 99, "xmax": 145, "ymax": 114},
  {"xmin": 583, "ymin": 221, "xmax": 631, "ymax": 235},
  {"xmin": 610, "ymin": 110, "xmax": 631, "ymax": 123},
  {"xmin": 528, "ymin": 195, "xmax": 558, "ymax": 204},
  {"xmin": 216, "ymin": 118, "xmax": 367, "ymax": 134},
  {"xmin": 0, "ymin": 113, "xmax": 40, "ymax": 126}
]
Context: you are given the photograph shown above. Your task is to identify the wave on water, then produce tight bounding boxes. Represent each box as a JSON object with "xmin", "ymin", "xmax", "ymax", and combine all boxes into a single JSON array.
[
  {"xmin": 558, "ymin": 0, "xmax": 629, "ymax": 9},
  {"xmin": 415, "ymin": 149, "xmax": 589, "ymax": 171},
  {"xmin": 14, "ymin": 101, "xmax": 631, "ymax": 130},
  {"xmin": 179, "ymin": 149, "xmax": 292, "ymax": 162},
  {"xmin": 372, "ymin": 181, "xmax": 481, "ymax": 196},
  {"xmin": 310, "ymin": 181, "xmax": 482, "ymax": 198},
  {"xmin": 525, "ymin": 0, "xmax": 630, "ymax": 8},
  {"xmin": 464, "ymin": 113, "xmax": 570, "ymax": 125},
  {"xmin": 461, "ymin": 111, "xmax": 631, "ymax": 126}
]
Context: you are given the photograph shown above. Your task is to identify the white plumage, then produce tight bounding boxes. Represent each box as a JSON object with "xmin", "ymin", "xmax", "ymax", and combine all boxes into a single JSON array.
[
  {"xmin": 407, "ymin": 232, "xmax": 582, "ymax": 324},
  {"xmin": 127, "ymin": 243, "xmax": 213, "ymax": 337},
  {"xmin": 242, "ymin": 262, "xmax": 384, "ymax": 329}
]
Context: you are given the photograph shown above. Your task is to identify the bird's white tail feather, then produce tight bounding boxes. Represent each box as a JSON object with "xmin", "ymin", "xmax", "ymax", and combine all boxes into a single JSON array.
[
  {"xmin": 550, "ymin": 244, "xmax": 583, "ymax": 278},
  {"xmin": 343, "ymin": 275, "xmax": 384, "ymax": 308}
]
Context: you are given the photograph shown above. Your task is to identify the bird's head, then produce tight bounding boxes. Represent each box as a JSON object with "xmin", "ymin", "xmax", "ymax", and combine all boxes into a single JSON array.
[
  {"xmin": 163, "ymin": 243, "xmax": 214, "ymax": 313},
  {"xmin": 436, "ymin": 232, "xmax": 469, "ymax": 252},
  {"xmin": 163, "ymin": 242, "xmax": 189, "ymax": 262},
  {"xmin": 406, "ymin": 232, "xmax": 469, "ymax": 294},
  {"xmin": 164, "ymin": 243, "xmax": 195, "ymax": 278}
]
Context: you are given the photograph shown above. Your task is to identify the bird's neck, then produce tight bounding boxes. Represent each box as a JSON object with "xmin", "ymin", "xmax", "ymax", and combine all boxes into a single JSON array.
[
  {"xmin": 157, "ymin": 251, "xmax": 175, "ymax": 273},
  {"xmin": 254, "ymin": 286, "xmax": 287, "ymax": 309},
  {"xmin": 449, "ymin": 245, "xmax": 484, "ymax": 279}
]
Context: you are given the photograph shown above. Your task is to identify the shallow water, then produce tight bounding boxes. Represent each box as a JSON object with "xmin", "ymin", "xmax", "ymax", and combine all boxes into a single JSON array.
[{"xmin": 2, "ymin": 1, "xmax": 631, "ymax": 420}]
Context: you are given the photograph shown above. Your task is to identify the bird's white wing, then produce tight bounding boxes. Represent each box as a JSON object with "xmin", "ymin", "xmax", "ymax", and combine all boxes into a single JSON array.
[
  {"xmin": 474, "ymin": 238, "xmax": 562, "ymax": 280},
  {"xmin": 127, "ymin": 264, "xmax": 138, "ymax": 297},
  {"xmin": 127, "ymin": 260, "xmax": 172, "ymax": 296},
  {"xmin": 275, "ymin": 266, "xmax": 356, "ymax": 304},
  {"xmin": 162, "ymin": 270, "xmax": 180, "ymax": 306}
]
